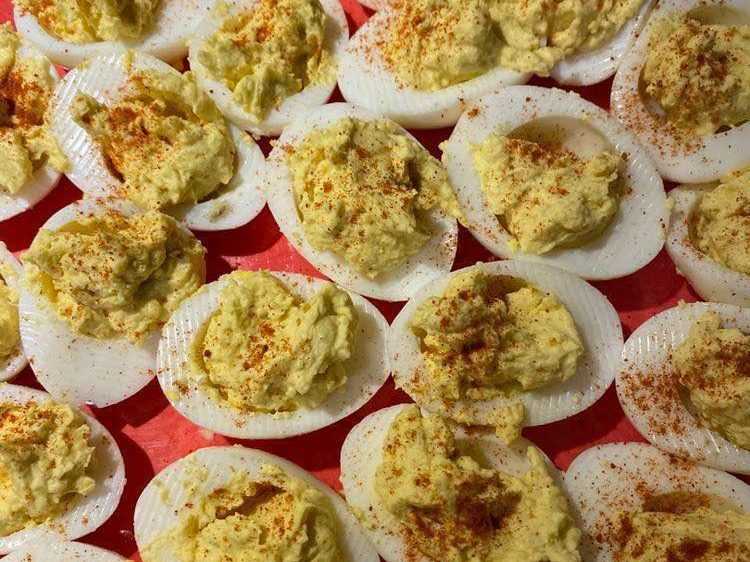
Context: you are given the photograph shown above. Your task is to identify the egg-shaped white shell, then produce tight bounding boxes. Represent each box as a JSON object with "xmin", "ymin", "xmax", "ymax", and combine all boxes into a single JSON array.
[
  {"xmin": 19, "ymin": 198, "xmax": 205, "ymax": 407},
  {"xmin": 0, "ymin": 384, "xmax": 125, "ymax": 555},
  {"xmin": 442, "ymin": 86, "xmax": 667, "ymax": 281},
  {"xmin": 550, "ymin": 0, "xmax": 655, "ymax": 86},
  {"xmin": 390, "ymin": 260, "xmax": 623, "ymax": 428},
  {"xmin": 611, "ymin": 0, "xmax": 750, "ymax": 183},
  {"xmin": 0, "ymin": 39, "xmax": 61, "ymax": 223},
  {"xmin": 340, "ymin": 403, "xmax": 562, "ymax": 562},
  {"xmin": 565, "ymin": 442, "xmax": 750, "ymax": 562},
  {"xmin": 337, "ymin": 8, "xmax": 530, "ymax": 129},
  {"xmin": 157, "ymin": 271, "xmax": 390, "ymax": 439},
  {"xmin": 49, "ymin": 51, "xmax": 266, "ymax": 232},
  {"xmin": 264, "ymin": 102, "xmax": 458, "ymax": 301},
  {"xmin": 0, "ymin": 243, "xmax": 28, "ymax": 382},
  {"xmin": 617, "ymin": 302, "xmax": 750, "ymax": 474},
  {"xmin": 4, "ymin": 542, "xmax": 126, "ymax": 562},
  {"xmin": 188, "ymin": 0, "xmax": 349, "ymax": 136},
  {"xmin": 14, "ymin": 0, "xmax": 213, "ymax": 68},
  {"xmin": 666, "ymin": 185, "xmax": 750, "ymax": 306},
  {"xmin": 134, "ymin": 445, "xmax": 379, "ymax": 562}
]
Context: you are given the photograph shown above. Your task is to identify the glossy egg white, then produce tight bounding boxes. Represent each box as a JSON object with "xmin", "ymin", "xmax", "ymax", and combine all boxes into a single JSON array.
[
  {"xmin": 14, "ymin": 0, "xmax": 213, "ymax": 68},
  {"xmin": 0, "ymin": 38, "xmax": 62, "ymax": 223},
  {"xmin": 4, "ymin": 542, "xmax": 126, "ymax": 562},
  {"xmin": 340, "ymin": 403, "xmax": 563, "ymax": 562},
  {"xmin": 0, "ymin": 242, "xmax": 27, "ymax": 382},
  {"xmin": 616, "ymin": 301, "xmax": 750, "ymax": 474},
  {"xmin": 134, "ymin": 445, "xmax": 380, "ymax": 562},
  {"xmin": 0, "ymin": 384, "xmax": 125, "ymax": 555},
  {"xmin": 550, "ymin": 0, "xmax": 656, "ymax": 86},
  {"xmin": 611, "ymin": 0, "xmax": 750, "ymax": 183},
  {"xmin": 389, "ymin": 260, "xmax": 623, "ymax": 430},
  {"xmin": 49, "ymin": 51, "xmax": 266, "ymax": 232},
  {"xmin": 442, "ymin": 86, "xmax": 667, "ymax": 281},
  {"xmin": 337, "ymin": 7, "xmax": 530, "ymax": 129},
  {"xmin": 157, "ymin": 270, "xmax": 390, "ymax": 439},
  {"xmin": 565, "ymin": 442, "xmax": 750, "ymax": 562},
  {"xmin": 18, "ymin": 198, "xmax": 205, "ymax": 407},
  {"xmin": 264, "ymin": 103, "xmax": 458, "ymax": 301},
  {"xmin": 666, "ymin": 184, "xmax": 750, "ymax": 306},
  {"xmin": 188, "ymin": 0, "xmax": 349, "ymax": 136}
]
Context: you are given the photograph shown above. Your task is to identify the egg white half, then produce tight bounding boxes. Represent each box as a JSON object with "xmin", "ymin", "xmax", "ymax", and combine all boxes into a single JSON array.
[
  {"xmin": 550, "ymin": 0, "xmax": 656, "ymax": 86},
  {"xmin": 0, "ymin": 242, "xmax": 28, "ymax": 382},
  {"xmin": 264, "ymin": 102, "xmax": 458, "ymax": 302},
  {"xmin": 337, "ymin": 8, "xmax": 530, "ymax": 129},
  {"xmin": 157, "ymin": 271, "xmax": 390, "ymax": 439},
  {"xmin": 389, "ymin": 260, "xmax": 623, "ymax": 429},
  {"xmin": 14, "ymin": 0, "xmax": 213, "ymax": 68},
  {"xmin": 49, "ymin": 51, "xmax": 266, "ymax": 232},
  {"xmin": 616, "ymin": 302, "xmax": 750, "ymax": 474},
  {"xmin": 133, "ymin": 445, "xmax": 380, "ymax": 562},
  {"xmin": 0, "ymin": 39, "xmax": 62, "ymax": 223},
  {"xmin": 340, "ymin": 403, "xmax": 562, "ymax": 562},
  {"xmin": 443, "ymin": 86, "xmax": 667, "ymax": 281},
  {"xmin": 666, "ymin": 185, "xmax": 750, "ymax": 306},
  {"xmin": 565, "ymin": 442, "xmax": 750, "ymax": 562},
  {"xmin": 188, "ymin": 0, "xmax": 349, "ymax": 136},
  {"xmin": 3, "ymin": 541, "xmax": 126, "ymax": 562},
  {"xmin": 18, "ymin": 198, "xmax": 205, "ymax": 407},
  {"xmin": 610, "ymin": 0, "xmax": 750, "ymax": 183},
  {"xmin": 0, "ymin": 384, "xmax": 125, "ymax": 555}
]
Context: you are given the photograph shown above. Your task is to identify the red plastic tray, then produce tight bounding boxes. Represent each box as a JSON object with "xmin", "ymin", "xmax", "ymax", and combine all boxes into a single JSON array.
[{"xmin": 0, "ymin": 1, "xmax": 704, "ymax": 558}]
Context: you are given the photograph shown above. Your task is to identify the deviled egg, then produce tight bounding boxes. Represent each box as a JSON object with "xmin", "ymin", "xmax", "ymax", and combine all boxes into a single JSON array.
[
  {"xmin": 442, "ymin": 86, "xmax": 667, "ymax": 280},
  {"xmin": 0, "ymin": 384, "xmax": 125, "ymax": 554},
  {"xmin": 389, "ymin": 260, "xmax": 623, "ymax": 443},
  {"xmin": 340, "ymin": 404, "xmax": 583, "ymax": 562},
  {"xmin": 134, "ymin": 446, "xmax": 379, "ymax": 562},
  {"xmin": 265, "ymin": 103, "xmax": 461, "ymax": 301},
  {"xmin": 19, "ymin": 198, "xmax": 206, "ymax": 407},
  {"xmin": 611, "ymin": 0, "xmax": 750, "ymax": 183},
  {"xmin": 617, "ymin": 302, "xmax": 750, "ymax": 474},
  {"xmin": 666, "ymin": 167, "xmax": 750, "ymax": 306},
  {"xmin": 4, "ymin": 542, "xmax": 126, "ymax": 562},
  {"xmin": 0, "ymin": 24, "xmax": 66, "ymax": 223},
  {"xmin": 13, "ymin": 0, "xmax": 213, "ymax": 67},
  {"xmin": 49, "ymin": 51, "xmax": 266, "ymax": 232},
  {"xmin": 0, "ymin": 243, "xmax": 27, "ymax": 382},
  {"xmin": 188, "ymin": 0, "xmax": 349, "ymax": 136},
  {"xmin": 157, "ymin": 270, "xmax": 389, "ymax": 439},
  {"xmin": 565, "ymin": 442, "xmax": 750, "ymax": 562}
]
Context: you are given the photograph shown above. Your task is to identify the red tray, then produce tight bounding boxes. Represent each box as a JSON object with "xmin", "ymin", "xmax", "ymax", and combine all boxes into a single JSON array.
[{"xmin": 0, "ymin": 1, "xmax": 702, "ymax": 558}]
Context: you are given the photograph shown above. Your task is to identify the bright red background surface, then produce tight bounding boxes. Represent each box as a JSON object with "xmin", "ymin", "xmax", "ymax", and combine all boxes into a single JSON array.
[{"xmin": 0, "ymin": 1, "xmax": 704, "ymax": 559}]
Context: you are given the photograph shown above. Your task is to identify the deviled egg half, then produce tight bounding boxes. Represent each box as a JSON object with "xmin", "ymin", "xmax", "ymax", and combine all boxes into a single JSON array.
[
  {"xmin": 611, "ymin": 0, "xmax": 750, "ymax": 183},
  {"xmin": 0, "ymin": 243, "xmax": 27, "ymax": 381},
  {"xmin": 0, "ymin": 25, "xmax": 66, "ymax": 223},
  {"xmin": 389, "ymin": 260, "xmax": 623, "ymax": 443},
  {"xmin": 13, "ymin": 0, "xmax": 213, "ymax": 67},
  {"xmin": 338, "ymin": 0, "xmax": 654, "ymax": 128},
  {"xmin": 157, "ymin": 270, "xmax": 389, "ymax": 439},
  {"xmin": 0, "ymin": 384, "xmax": 125, "ymax": 554},
  {"xmin": 340, "ymin": 404, "xmax": 583, "ymax": 562},
  {"xmin": 666, "ymin": 167, "xmax": 750, "ymax": 306},
  {"xmin": 19, "ymin": 198, "xmax": 206, "ymax": 407},
  {"xmin": 617, "ymin": 302, "xmax": 750, "ymax": 474},
  {"xmin": 442, "ymin": 86, "xmax": 667, "ymax": 280},
  {"xmin": 265, "ymin": 103, "xmax": 461, "ymax": 301},
  {"xmin": 565, "ymin": 442, "xmax": 750, "ymax": 562},
  {"xmin": 49, "ymin": 51, "xmax": 266, "ymax": 232},
  {"xmin": 4, "ymin": 542, "xmax": 127, "ymax": 562},
  {"xmin": 188, "ymin": 0, "xmax": 349, "ymax": 136},
  {"xmin": 134, "ymin": 446, "xmax": 379, "ymax": 562}
]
